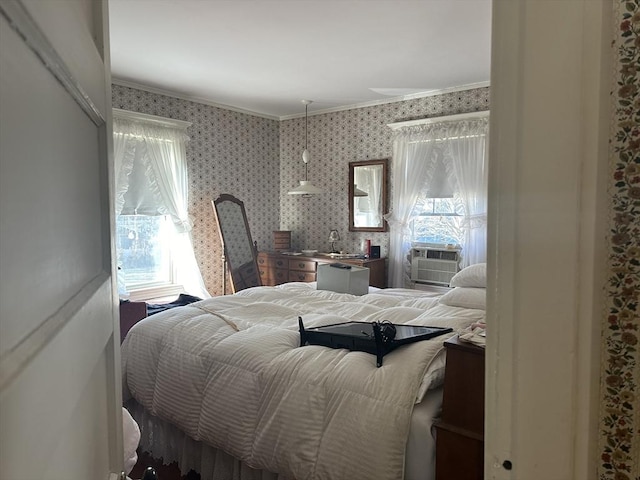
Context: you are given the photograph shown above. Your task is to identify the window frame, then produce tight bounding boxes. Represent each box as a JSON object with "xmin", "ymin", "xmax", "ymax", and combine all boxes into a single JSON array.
[
  {"xmin": 116, "ymin": 214, "xmax": 183, "ymax": 301},
  {"xmin": 113, "ymin": 109, "xmax": 192, "ymax": 302},
  {"xmin": 410, "ymin": 189, "xmax": 465, "ymax": 248}
]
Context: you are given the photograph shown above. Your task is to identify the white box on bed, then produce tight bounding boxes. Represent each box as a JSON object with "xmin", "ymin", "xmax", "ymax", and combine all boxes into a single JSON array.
[{"xmin": 316, "ymin": 263, "xmax": 369, "ymax": 295}]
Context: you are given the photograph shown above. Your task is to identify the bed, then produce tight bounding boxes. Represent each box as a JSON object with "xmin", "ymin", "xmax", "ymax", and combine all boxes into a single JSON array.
[{"xmin": 121, "ymin": 266, "xmax": 486, "ymax": 480}]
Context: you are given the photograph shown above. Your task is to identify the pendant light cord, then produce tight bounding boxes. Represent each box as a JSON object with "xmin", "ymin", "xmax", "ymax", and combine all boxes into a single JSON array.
[
  {"xmin": 305, "ymin": 102, "xmax": 308, "ymax": 152},
  {"xmin": 288, "ymin": 100, "xmax": 320, "ymax": 195},
  {"xmin": 304, "ymin": 102, "xmax": 309, "ymax": 180}
]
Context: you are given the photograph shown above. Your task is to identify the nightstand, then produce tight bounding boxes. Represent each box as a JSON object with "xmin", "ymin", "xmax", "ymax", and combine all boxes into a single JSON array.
[
  {"xmin": 119, "ymin": 300, "xmax": 147, "ymax": 343},
  {"xmin": 434, "ymin": 335, "xmax": 485, "ymax": 480}
]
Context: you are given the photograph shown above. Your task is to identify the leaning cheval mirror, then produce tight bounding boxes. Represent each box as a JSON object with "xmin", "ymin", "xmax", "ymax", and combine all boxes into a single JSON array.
[{"xmin": 212, "ymin": 194, "xmax": 262, "ymax": 293}]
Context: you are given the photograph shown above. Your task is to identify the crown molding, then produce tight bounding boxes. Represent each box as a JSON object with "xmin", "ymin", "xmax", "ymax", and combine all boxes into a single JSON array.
[
  {"xmin": 387, "ymin": 109, "xmax": 490, "ymax": 130},
  {"xmin": 113, "ymin": 108, "xmax": 192, "ymax": 130},
  {"xmin": 280, "ymin": 82, "xmax": 491, "ymax": 121},
  {"xmin": 112, "ymin": 78, "xmax": 280, "ymax": 121},
  {"xmin": 113, "ymin": 78, "xmax": 490, "ymax": 122}
]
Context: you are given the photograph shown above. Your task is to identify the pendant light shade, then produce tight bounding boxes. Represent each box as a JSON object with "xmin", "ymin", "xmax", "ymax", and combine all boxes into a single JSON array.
[
  {"xmin": 288, "ymin": 100, "xmax": 322, "ymax": 196},
  {"xmin": 353, "ymin": 184, "xmax": 368, "ymax": 197},
  {"xmin": 288, "ymin": 180, "xmax": 324, "ymax": 195}
]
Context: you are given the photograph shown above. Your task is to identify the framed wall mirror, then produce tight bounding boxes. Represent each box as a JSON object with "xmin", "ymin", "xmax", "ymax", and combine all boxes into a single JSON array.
[{"xmin": 348, "ymin": 158, "xmax": 388, "ymax": 232}]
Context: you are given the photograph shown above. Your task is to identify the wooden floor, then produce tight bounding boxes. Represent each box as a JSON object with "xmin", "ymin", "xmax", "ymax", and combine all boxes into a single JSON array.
[{"xmin": 130, "ymin": 450, "xmax": 201, "ymax": 480}]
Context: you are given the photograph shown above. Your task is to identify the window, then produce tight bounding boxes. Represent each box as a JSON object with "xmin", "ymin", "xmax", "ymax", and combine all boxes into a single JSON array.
[
  {"xmin": 411, "ymin": 197, "xmax": 464, "ymax": 246},
  {"xmin": 113, "ymin": 109, "xmax": 209, "ymax": 300},
  {"xmin": 116, "ymin": 215, "xmax": 175, "ymax": 290},
  {"xmin": 386, "ymin": 113, "xmax": 488, "ymax": 288}
]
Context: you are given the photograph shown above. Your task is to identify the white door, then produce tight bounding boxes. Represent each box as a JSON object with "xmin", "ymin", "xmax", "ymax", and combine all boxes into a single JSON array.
[
  {"xmin": 486, "ymin": 0, "xmax": 610, "ymax": 479},
  {"xmin": 0, "ymin": 1, "xmax": 123, "ymax": 479}
]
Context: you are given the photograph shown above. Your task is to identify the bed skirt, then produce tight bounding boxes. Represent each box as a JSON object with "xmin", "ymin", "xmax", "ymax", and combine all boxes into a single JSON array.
[{"xmin": 125, "ymin": 386, "xmax": 443, "ymax": 480}]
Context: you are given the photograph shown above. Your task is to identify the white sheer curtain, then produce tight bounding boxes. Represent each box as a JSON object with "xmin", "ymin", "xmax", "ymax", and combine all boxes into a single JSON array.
[
  {"xmin": 443, "ymin": 118, "xmax": 489, "ymax": 267},
  {"xmin": 385, "ymin": 125, "xmax": 445, "ymax": 288},
  {"xmin": 386, "ymin": 115, "xmax": 489, "ymax": 287},
  {"xmin": 113, "ymin": 129, "xmax": 138, "ymax": 216},
  {"xmin": 113, "ymin": 113, "xmax": 209, "ymax": 299}
]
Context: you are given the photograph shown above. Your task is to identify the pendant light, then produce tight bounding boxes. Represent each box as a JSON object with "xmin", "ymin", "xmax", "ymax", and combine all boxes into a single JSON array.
[
  {"xmin": 288, "ymin": 100, "xmax": 323, "ymax": 196},
  {"xmin": 353, "ymin": 185, "xmax": 369, "ymax": 197}
]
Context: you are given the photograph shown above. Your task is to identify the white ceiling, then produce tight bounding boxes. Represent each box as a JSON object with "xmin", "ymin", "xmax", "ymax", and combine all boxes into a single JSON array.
[{"xmin": 108, "ymin": 0, "xmax": 492, "ymax": 120}]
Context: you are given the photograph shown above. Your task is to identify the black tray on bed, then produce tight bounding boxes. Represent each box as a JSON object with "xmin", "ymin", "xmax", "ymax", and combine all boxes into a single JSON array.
[{"xmin": 298, "ymin": 317, "xmax": 452, "ymax": 367}]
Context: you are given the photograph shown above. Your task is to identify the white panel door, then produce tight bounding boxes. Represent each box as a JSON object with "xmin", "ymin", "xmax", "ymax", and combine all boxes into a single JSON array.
[
  {"xmin": 486, "ymin": 0, "xmax": 610, "ymax": 479},
  {"xmin": 0, "ymin": 1, "xmax": 122, "ymax": 479}
]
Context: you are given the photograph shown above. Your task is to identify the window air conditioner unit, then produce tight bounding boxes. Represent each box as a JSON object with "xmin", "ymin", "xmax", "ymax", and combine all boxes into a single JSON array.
[{"xmin": 410, "ymin": 247, "xmax": 461, "ymax": 286}]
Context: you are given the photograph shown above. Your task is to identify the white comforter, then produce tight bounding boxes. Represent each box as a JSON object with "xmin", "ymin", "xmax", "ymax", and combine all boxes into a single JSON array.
[{"xmin": 121, "ymin": 283, "xmax": 485, "ymax": 480}]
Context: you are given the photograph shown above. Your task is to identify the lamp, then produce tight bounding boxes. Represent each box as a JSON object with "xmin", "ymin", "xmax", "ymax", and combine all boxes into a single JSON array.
[
  {"xmin": 288, "ymin": 100, "xmax": 323, "ymax": 196},
  {"xmin": 353, "ymin": 184, "xmax": 368, "ymax": 197},
  {"xmin": 328, "ymin": 229, "xmax": 340, "ymax": 253}
]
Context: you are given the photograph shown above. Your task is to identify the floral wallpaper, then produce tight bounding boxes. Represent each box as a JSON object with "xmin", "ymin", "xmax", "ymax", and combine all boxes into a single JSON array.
[
  {"xmin": 599, "ymin": 1, "xmax": 640, "ymax": 479},
  {"xmin": 112, "ymin": 84, "xmax": 280, "ymax": 296},
  {"xmin": 112, "ymin": 85, "xmax": 489, "ymax": 294},
  {"xmin": 279, "ymin": 89, "xmax": 490, "ymax": 256}
]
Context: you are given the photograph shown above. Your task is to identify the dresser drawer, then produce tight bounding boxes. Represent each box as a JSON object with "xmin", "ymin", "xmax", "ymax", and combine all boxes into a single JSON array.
[
  {"xmin": 258, "ymin": 253, "xmax": 298, "ymax": 286},
  {"xmin": 273, "ymin": 230, "xmax": 291, "ymax": 252},
  {"xmin": 258, "ymin": 253, "xmax": 287, "ymax": 267},
  {"xmin": 289, "ymin": 259, "xmax": 316, "ymax": 272},
  {"xmin": 289, "ymin": 271, "xmax": 316, "ymax": 282},
  {"xmin": 238, "ymin": 262, "xmax": 260, "ymax": 288},
  {"xmin": 434, "ymin": 425, "xmax": 484, "ymax": 480},
  {"xmin": 258, "ymin": 266, "xmax": 272, "ymax": 284},
  {"xmin": 274, "ymin": 268, "xmax": 288, "ymax": 284},
  {"xmin": 274, "ymin": 257, "xmax": 288, "ymax": 269},
  {"xmin": 257, "ymin": 255, "xmax": 272, "ymax": 267}
]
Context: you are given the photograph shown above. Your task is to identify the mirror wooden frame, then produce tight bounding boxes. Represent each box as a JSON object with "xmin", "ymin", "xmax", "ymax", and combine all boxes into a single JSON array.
[
  {"xmin": 212, "ymin": 194, "xmax": 262, "ymax": 293},
  {"xmin": 348, "ymin": 158, "xmax": 389, "ymax": 232}
]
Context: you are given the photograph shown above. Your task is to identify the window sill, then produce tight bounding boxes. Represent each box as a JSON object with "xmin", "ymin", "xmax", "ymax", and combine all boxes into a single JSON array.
[{"xmin": 126, "ymin": 284, "xmax": 184, "ymax": 303}]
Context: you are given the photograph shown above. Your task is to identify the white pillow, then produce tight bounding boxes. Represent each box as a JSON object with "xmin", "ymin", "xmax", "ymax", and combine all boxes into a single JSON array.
[
  {"xmin": 439, "ymin": 287, "xmax": 486, "ymax": 310},
  {"xmin": 450, "ymin": 263, "xmax": 487, "ymax": 288}
]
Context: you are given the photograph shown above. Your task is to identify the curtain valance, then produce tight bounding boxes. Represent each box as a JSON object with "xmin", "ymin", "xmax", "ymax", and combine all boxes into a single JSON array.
[{"xmin": 113, "ymin": 113, "xmax": 191, "ymax": 224}]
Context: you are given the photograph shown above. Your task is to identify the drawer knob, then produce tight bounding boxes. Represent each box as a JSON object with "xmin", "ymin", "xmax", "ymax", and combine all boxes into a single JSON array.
[{"xmin": 502, "ymin": 460, "xmax": 513, "ymax": 470}]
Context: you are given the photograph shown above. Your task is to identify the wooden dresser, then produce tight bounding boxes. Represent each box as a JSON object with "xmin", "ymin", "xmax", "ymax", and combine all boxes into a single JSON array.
[
  {"xmin": 257, "ymin": 252, "xmax": 386, "ymax": 288},
  {"xmin": 434, "ymin": 335, "xmax": 485, "ymax": 480}
]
